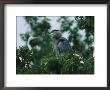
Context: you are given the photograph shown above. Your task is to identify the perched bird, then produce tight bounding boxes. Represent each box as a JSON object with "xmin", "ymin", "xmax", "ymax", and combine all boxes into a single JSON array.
[
  {"xmin": 27, "ymin": 32, "xmax": 43, "ymax": 50},
  {"xmin": 50, "ymin": 30, "xmax": 72, "ymax": 54}
]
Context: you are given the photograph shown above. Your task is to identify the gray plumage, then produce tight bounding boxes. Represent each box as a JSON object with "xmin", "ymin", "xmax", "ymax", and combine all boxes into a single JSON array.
[
  {"xmin": 57, "ymin": 37, "xmax": 72, "ymax": 53},
  {"xmin": 50, "ymin": 30, "xmax": 72, "ymax": 54}
]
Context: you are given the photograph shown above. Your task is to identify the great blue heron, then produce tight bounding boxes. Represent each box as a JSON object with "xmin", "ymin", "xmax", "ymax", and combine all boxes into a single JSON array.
[
  {"xmin": 50, "ymin": 30, "xmax": 72, "ymax": 54},
  {"xmin": 27, "ymin": 32, "xmax": 43, "ymax": 51}
]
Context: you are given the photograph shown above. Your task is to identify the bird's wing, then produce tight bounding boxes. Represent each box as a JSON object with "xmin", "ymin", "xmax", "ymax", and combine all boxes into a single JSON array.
[{"xmin": 57, "ymin": 37, "xmax": 72, "ymax": 53}]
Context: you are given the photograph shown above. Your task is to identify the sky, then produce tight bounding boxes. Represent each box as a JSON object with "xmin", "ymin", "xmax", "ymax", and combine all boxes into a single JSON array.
[
  {"xmin": 17, "ymin": 16, "xmax": 68, "ymax": 48},
  {"xmin": 17, "ymin": 16, "xmax": 85, "ymax": 48},
  {"xmin": 17, "ymin": 17, "xmax": 31, "ymax": 48}
]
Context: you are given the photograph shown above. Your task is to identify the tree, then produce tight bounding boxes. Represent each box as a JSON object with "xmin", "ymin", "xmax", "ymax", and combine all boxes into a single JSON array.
[{"xmin": 16, "ymin": 16, "xmax": 94, "ymax": 74}]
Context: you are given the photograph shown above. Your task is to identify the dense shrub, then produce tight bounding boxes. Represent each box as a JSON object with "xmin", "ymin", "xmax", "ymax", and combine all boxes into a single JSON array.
[{"xmin": 16, "ymin": 46, "xmax": 94, "ymax": 74}]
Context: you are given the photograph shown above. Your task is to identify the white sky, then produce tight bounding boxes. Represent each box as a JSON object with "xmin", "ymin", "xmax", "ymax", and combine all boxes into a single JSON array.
[
  {"xmin": 17, "ymin": 17, "xmax": 31, "ymax": 48},
  {"xmin": 17, "ymin": 16, "xmax": 85, "ymax": 48},
  {"xmin": 17, "ymin": 16, "xmax": 67, "ymax": 48}
]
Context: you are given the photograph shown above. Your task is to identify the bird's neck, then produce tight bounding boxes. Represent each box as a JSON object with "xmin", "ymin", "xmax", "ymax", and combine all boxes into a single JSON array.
[{"xmin": 53, "ymin": 38, "xmax": 60, "ymax": 45}]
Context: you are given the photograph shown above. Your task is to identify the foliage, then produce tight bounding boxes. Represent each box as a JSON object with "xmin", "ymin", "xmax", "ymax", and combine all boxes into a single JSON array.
[
  {"xmin": 17, "ymin": 16, "xmax": 94, "ymax": 74},
  {"xmin": 16, "ymin": 46, "xmax": 94, "ymax": 74},
  {"xmin": 16, "ymin": 46, "xmax": 33, "ymax": 74}
]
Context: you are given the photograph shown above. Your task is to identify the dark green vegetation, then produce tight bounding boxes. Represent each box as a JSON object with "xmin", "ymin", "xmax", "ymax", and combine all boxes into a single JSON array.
[{"xmin": 16, "ymin": 16, "xmax": 94, "ymax": 74}]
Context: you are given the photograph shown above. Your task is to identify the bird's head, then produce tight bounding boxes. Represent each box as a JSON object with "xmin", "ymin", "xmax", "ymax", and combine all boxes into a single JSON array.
[
  {"xmin": 29, "ymin": 31, "xmax": 37, "ymax": 37},
  {"xmin": 50, "ymin": 30, "xmax": 62, "ymax": 40}
]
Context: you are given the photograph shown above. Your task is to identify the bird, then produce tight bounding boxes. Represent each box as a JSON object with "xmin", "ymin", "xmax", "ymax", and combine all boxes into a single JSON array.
[
  {"xmin": 50, "ymin": 30, "xmax": 72, "ymax": 54},
  {"xmin": 27, "ymin": 32, "xmax": 43, "ymax": 51}
]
